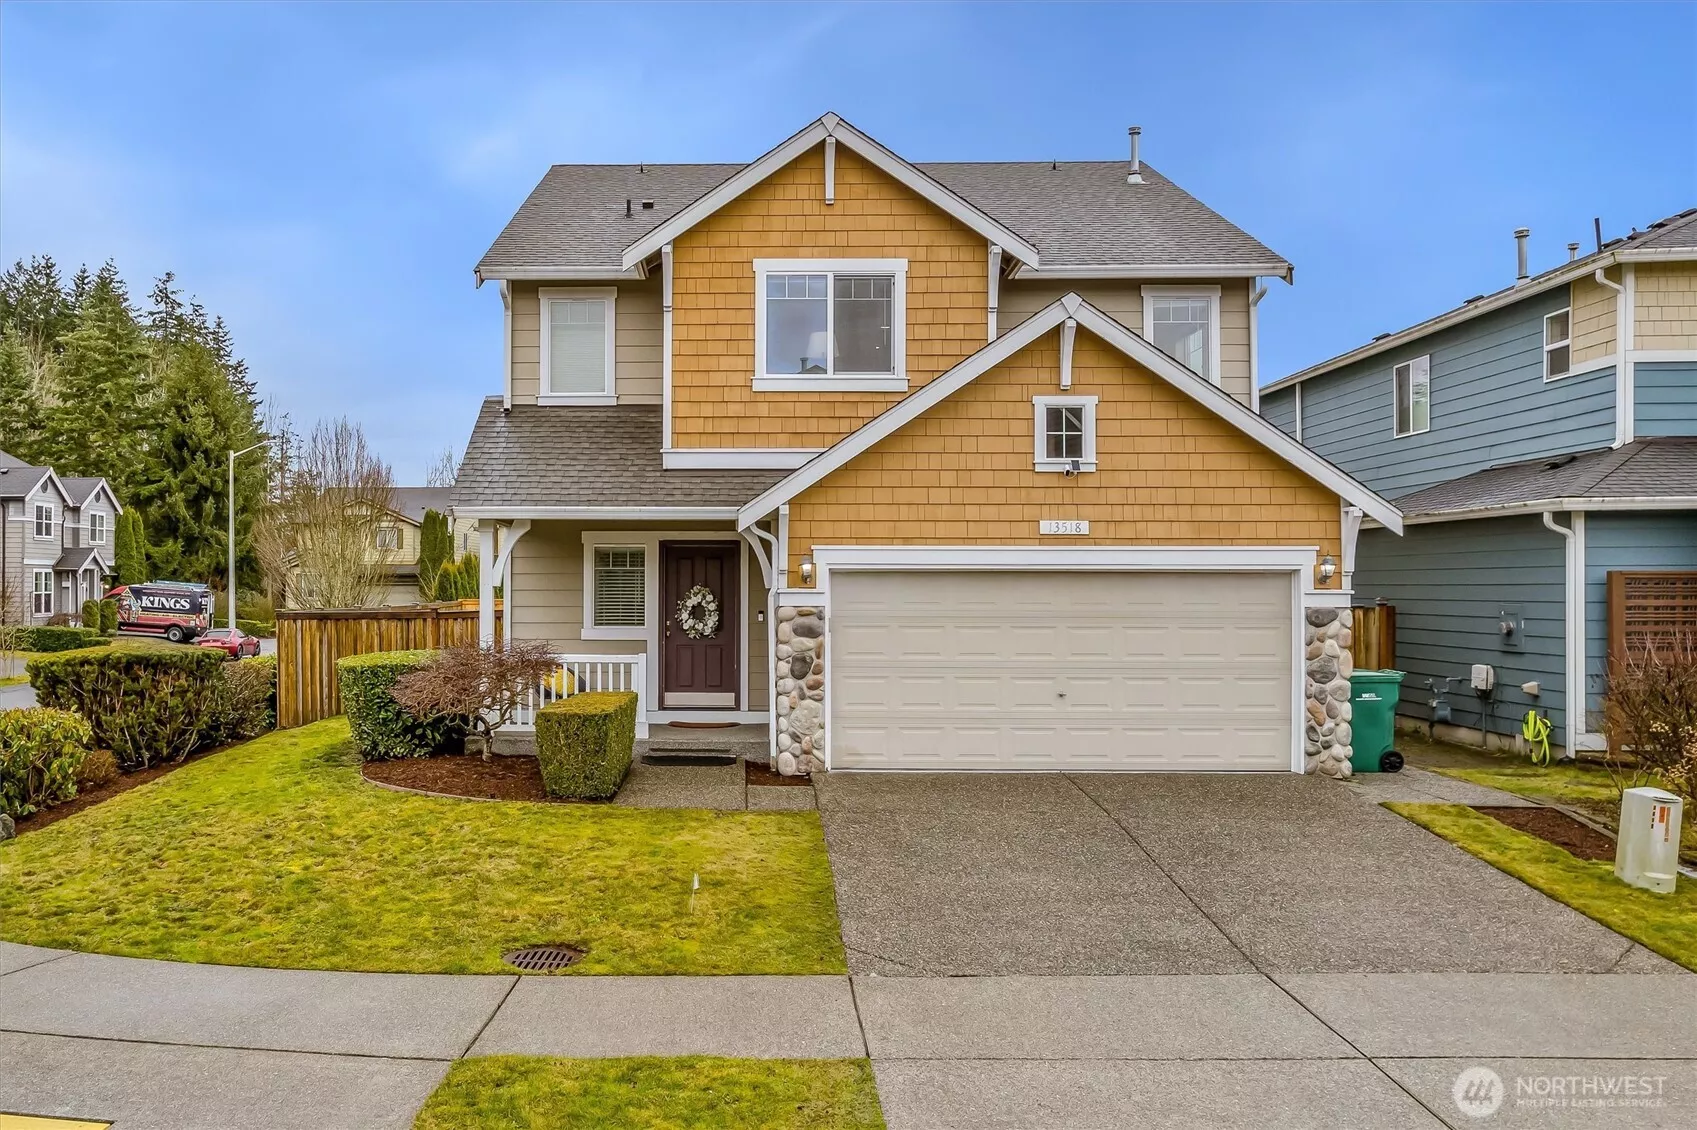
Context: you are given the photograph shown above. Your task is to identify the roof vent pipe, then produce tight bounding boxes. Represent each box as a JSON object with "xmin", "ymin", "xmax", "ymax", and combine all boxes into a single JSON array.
[
  {"xmin": 1567, "ymin": 242, "xmax": 1580, "ymax": 262},
  {"xmin": 1127, "ymin": 126, "xmax": 1143, "ymax": 184},
  {"xmin": 1514, "ymin": 227, "xmax": 1530, "ymax": 283}
]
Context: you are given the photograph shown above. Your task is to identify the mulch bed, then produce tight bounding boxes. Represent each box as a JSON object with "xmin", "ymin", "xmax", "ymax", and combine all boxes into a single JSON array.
[
  {"xmin": 363, "ymin": 754, "xmax": 553, "ymax": 802},
  {"xmin": 12, "ymin": 745, "xmax": 224, "ymax": 836},
  {"xmin": 1473, "ymin": 805, "xmax": 1617, "ymax": 861},
  {"xmin": 745, "ymin": 759, "xmax": 812, "ymax": 787}
]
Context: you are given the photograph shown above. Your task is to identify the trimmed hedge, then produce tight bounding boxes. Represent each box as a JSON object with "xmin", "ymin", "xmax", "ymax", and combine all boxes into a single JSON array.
[
  {"xmin": 16, "ymin": 625, "xmax": 108, "ymax": 653},
  {"xmin": 81, "ymin": 599, "xmax": 102, "ymax": 631},
  {"xmin": 534, "ymin": 691, "xmax": 637, "ymax": 799},
  {"xmin": 0, "ymin": 707, "xmax": 94, "ymax": 818},
  {"xmin": 236, "ymin": 618, "xmax": 275, "ymax": 639},
  {"xmin": 338, "ymin": 650, "xmax": 464, "ymax": 761},
  {"xmin": 29, "ymin": 648, "xmax": 226, "ymax": 770},
  {"xmin": 208, "ymin": 655, "xmax": 277, "ymax": 742},
  {"xmin": 99, "ymin": 599, "xmax": 118, "ymax": 634}
]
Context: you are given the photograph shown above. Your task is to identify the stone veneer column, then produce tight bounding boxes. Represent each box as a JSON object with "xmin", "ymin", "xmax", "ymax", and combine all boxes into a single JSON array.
[
  {"xmin": 774, "ymin": 603, "xmax": 825, "ymax": 775},
  {"xmin": 1304, "ymin": 606, "xmax": 1354, "ymax": 778}
]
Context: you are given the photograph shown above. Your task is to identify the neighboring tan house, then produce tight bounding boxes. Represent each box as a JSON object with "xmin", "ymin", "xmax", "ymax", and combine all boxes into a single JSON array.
[
  {"xmin": 1260, "ymin": 211, "xmax": 1697, "ymax": 758},
  {"xmin": 372, "ymin": 487, "xmax": 479, "ymax": 605},
  {"xmin": 454, "ymin": 113, "xmax": 1401, "ymax": 775},
  {"xmin": 0, "ymin": 448, "xmax": 122, "ymax": 627}
]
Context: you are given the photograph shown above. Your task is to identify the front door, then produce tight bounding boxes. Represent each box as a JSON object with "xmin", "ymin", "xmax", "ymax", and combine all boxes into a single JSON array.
[{"xmin": 660, "ymin": 541, "xmax": 740, "ymax": 709}]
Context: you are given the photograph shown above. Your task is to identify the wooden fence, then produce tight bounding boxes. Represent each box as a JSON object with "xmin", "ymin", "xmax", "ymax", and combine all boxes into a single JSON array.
[
  {"xmin": 276, "ymin": 604, "xmax": 500, "ymax": 729},
  {"xmin": 1608, "ymin": 571, "xmax": 1697, "ymax": 665},
  {"xmin": 1349, "ymin": 603, "xmax": 1396, "ymax": 672}
]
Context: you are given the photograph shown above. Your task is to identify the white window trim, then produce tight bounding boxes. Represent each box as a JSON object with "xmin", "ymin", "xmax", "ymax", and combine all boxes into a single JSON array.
[
  {"xmin": 32, "ymin": 568, "xmax": 53, "ymax": 615},
  {"xmin": 1543, "ymin": 306, "xmax": 1573, "ymax": 381},
  {"xmin": 375, "ymin": 525, "xmax": 401, "ymax": 551},
  {"xmin": 88, "ymin": 512, "xmax": 107, "ymax": 544},
  {"xmin": 584, "ymin": 542, "xmax": 648, "ymax": 639},
  {"xmin": 752, "ymin": 258, "xmax": 908, "ymax": 392},
  {"xmin": 1032, "ymin": 395, "xmax": 1099, "ymax": 473},
  {"xmin": 1392, "ymin": 354, "xmax": 1432, "ymax": 438},
  {"xmin": 538, "ymin": 286, "xmax": 618, "ymax": 405},
  {"xmin": 32, "ymin": 502, "xmax": 54, "ymax": 539},
  {"xmin": 1141, "ymin": 285, "xmax": 1222, "ymax": 385}
]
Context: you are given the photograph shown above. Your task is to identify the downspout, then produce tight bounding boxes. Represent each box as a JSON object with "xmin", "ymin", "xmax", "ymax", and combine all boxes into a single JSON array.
[
  {"xmin": 740, "ymin": 519, "xmax": 781, "ymax": 768},
  {"xmin": 1592, "ymin": 267, "xmax": 1628, "ymax": 447},
  {"xmin": 500, "ymin": 281, "xmax": 513, "ymax": 412},
  {"xmin": 1293, "ymin": 382, "xmax": 1303, "ymax": 443},
  {"xmin": 1541, "ymin": 510, "xmax": 1585, "ymax": 760},
  {"xmin": 1249, "ymin": 279, "xmax": 1268, "ymax": 414}
]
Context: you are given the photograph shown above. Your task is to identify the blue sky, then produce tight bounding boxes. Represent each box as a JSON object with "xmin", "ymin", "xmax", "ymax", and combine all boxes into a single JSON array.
[{"xmin": 4, "ymin": 2, "xmax": 1693, "ymax": 481}]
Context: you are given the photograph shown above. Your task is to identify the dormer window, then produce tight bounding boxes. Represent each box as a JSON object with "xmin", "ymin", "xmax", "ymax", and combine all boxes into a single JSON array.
[
  {"xmin": 539, "ymin": 287, "xmax": 616, "ymax": 405},
  {"xmin": 753, "ymin": 259, "xmax": 908, "ymax": 392}
]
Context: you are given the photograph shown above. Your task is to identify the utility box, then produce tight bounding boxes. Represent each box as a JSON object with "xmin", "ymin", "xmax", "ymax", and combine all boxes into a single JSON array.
[{"xmin": 1615, "ymin": 788, "xmax": 1684, "ymax": 894}]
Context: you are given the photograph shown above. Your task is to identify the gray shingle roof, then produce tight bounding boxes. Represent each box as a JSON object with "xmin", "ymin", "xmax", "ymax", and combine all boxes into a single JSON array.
[
  {"xmin": 451, "ymin": 399, "xmax": 787, "ymax": 511},
  {"xmin": 0, "ymin": 449, "xmax": 28, "ymax": 469},
  {"xmin": 0, "ymin": 462, "xmax": 51, "ymax": 501},
  {"xmin": 389, "ymin": 487, "xmax": 455, "ymax": 525},
  {"xmin": 59, "ymin": 477, "xmax": 106, "ymax": 507},
  {"xmin": 475, "ymin": 159, "xmax": 1287, "ymax": 277},
  {"xmin": 53, "ymin": 547, "xmax": 106, "ymax": 573},
  {"xmin": 1393, "ymin": 437, "xmax": 1697, "ymax": 517},
  {"xmin": 1611, "ymin": 207, "xmax": 1697, "ymax": 252}
]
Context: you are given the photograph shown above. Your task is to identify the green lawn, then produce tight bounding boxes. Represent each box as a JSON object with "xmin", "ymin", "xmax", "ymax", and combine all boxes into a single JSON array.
[
  {"xmin": 1389, "ymin": 803, "xmax": 1697, "ymax": 972},
  {"xmin": 1435, "ymin": 760, "xmax": 1697, "ymax": 857},
  {"xmin": 414, "ymin": 1057, "xmax": 885, "ymax": 1130},
  {"xmin": 0, "ymin": 719, "xmax": 845, "ymax": 975}
]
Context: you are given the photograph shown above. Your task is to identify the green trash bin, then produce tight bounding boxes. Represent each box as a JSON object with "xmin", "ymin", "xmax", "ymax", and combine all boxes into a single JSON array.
[{"xmin": 1349, "ymin": 670, "xmax": 1406, "ymax": 773}]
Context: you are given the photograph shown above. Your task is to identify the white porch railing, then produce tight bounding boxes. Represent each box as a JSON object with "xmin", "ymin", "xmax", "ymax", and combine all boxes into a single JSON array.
[{"xmin": 510, "ymin": 653, "xmax": 649, "ymax": 738}]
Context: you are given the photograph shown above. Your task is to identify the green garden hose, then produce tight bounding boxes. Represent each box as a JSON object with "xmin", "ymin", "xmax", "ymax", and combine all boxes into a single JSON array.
[{"xmin": 1521, "ymin": 710, "xmax": 1552, "ymax": 766}]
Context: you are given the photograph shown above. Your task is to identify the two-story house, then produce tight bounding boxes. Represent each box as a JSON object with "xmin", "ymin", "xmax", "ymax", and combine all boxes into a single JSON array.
[
  {"xmin": 0, "ymin": 449, "xmax": 123, "ymax": 626},
  {"xmin": 453, "ymin": 113, "xmax": 1400, "ymax": 776},
  {"xmin": 1260, "ymin": 212, "xmax": 1697, "ymax": 758},
  {"xmin": 373, "ymin": 487, "xmax": 479, "ymax": 606}
]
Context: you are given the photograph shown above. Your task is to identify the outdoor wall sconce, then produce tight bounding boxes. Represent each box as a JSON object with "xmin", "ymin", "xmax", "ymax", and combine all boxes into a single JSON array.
[
  {"xmin": 1318, "ymin": 555, "xmax": 1337, "ymax": 583},
  {"xmin": 799, "ymin": 556, "xmax": 815, "ymax": 585}
]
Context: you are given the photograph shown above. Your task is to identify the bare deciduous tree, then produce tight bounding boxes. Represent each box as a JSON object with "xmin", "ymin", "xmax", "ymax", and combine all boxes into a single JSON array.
[
  {"xmin": 391, "ymin": 640, "xmax": 561, "ymax": 757},
  {"xmin": 278, "ymin": 417, "xmax": 396, "ymax": 609},
  {"xmin": 1604, "ymin": 632, "xmax": 1697, "ymax": 801},
  {"xmin": 424, "ymin": 446, "xmax": 458, "ymax": 489}
]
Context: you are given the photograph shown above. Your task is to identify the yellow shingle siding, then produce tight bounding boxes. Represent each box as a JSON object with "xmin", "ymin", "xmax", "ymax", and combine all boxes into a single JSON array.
[
  {"xmin": 787, "ymin": 327, "xmax": 1344, "ymax": 584},
  {"xmin": 1569, "ymin": 271, "xmax": 1617, "ymax": 365},
  {"xmin": 1634, "ymin": 262, "xmax": 1697, "ymax": 351},
  {"xmin": 670, "ymin": 144, "xmax": 988, "ymax": 449}
]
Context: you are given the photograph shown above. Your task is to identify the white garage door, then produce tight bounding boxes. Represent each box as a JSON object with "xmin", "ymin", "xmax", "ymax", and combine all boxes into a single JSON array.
[{"xmin": 829, "ymin": 570, "xmax": 1293, "ymax": 771}]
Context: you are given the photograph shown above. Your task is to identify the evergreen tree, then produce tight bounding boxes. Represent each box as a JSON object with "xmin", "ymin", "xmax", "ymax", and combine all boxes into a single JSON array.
[
  {"xmin": 0, "ymin": 336, "xmax": 44, "ymax": 460},
  {"xmin": 44, "ymin": 265, "xmax": 154, "ymax": 491},
  {"xmin": 0, "ymin": 255, "xmax": 75, "ymax": 361},
  {"xmin": 115, "ymin": 510, "xmax": 150, "ymax": 585},
  {"xmin": 417, "ymin": 509, "xmax": 451, "ymax": 600}
]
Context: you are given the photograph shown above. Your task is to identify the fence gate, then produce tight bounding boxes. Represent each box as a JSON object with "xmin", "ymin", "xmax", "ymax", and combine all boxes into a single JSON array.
[{"xmin": 1349, "ymin": 603, "xmax": 1396, "ymax": 672}]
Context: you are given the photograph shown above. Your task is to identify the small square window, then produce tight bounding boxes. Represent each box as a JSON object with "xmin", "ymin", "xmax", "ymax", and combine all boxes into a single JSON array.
[
  {"xmin": 592, "ymin": 546, "xmax": 646, "ymax": 627},
  {"xmin": 1033, "ymin": 397, "xmax": 1098, "ymax": 472},
  {"xmin": 1544, "ymin": 308, "xmax": 1571, "ymax": 379}
]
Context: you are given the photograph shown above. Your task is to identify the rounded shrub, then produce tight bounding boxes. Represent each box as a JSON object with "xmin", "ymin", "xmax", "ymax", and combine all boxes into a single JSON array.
[
  {"xmin": 81, "ymin": 599, "xmax": 102, "ymax": 631},
  {"xmin": 0, "ymin": 707, "xmax": 94, "ymax": 818},
  {"xmin": 75, "ymin": 747, "xmax": 120, "ymax": 790},
  {"xmin": 16, "ymin": 625, "xmax": 108, "ymax": 653},
  {"xmin": 29, "ymin": 647, "xmax": 226, "ymax": 770},
  {"xmin": 99, "ymin": 599, "xmax": 119, "ymax": 634},
  {"xmin": 337, "ymin": 650, "xmax": 464, "ymax": 761},
  {"xmin": 534, "ymin": 691, "xmax": 638, "ymax": 799}
]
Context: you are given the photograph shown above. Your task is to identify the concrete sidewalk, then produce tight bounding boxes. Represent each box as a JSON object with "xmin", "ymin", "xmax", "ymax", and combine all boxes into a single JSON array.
[{"xmin": 2, "ymin": 943, "xmax": 1693, "ymax": 1129}]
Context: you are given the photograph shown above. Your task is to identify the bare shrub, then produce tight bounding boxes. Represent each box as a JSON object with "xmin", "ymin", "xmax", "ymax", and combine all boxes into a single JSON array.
[
  {"xmin": 391, "ymin": 640, "xmax": 560, "ymax": 757},
  {"xmin": 1603, "ymin": 632, "xmax": 1697, "ymax": 800}
]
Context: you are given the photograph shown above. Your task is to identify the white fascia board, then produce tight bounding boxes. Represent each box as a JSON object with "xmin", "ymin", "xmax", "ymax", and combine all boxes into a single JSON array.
[
  {"xmin": 738, "ymin": 292, "xmax": 1403, "ymax": 533},
  {"xmin": 621, "ymin": 113, "xmax": 1041, "ymax": 270},
  {"xmin": 662, "ymin": 448, "xmax": 824, "ymax": 470},
  {"xmin": 1262, "ymin": 253, "xmax": 1623, "ymax": 396},
  {"xmin": 454, "ymin": 506, "xmax": 741, "ymax": 522},
  {"xmin": 1615, "ymin": 249, "xmax": 1697, "ymax": 262},
  {"xmin": 477, "ymin": 266, "xmax": 647, "ymax": 282},
  {"xmin": 1013, "ymin": 262, "xmax": 1293, "ymax": 281},
  {"xmin": 1390, "ymin": 496, "xmax": 1697, "ymax": 526}
]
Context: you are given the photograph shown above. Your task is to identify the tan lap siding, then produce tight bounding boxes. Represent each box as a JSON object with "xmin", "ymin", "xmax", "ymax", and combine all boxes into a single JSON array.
[
  {"xmin": 786, "ymin": 327, "xmax": 1343, "ymax": 580},
  {"xmin": 1635, "ymin": 263, "xmax": 1697, "ymax": 351},
  {"xmin": 509, "ymin": 279, "xmax": 663, "ymax": 405},
  {"xmin": 998, "ymin": 279, "xmax": 1253, "ymax": 405},
  {"xmin": 671, "ymin": 144, "xmax": 988, "ymax": 450}
]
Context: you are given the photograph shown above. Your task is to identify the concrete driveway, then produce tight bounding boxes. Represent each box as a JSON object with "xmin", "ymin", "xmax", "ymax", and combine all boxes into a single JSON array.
[{"xmin": 816, "ymin": 770, "xmax": 1673, "ymax": 977}]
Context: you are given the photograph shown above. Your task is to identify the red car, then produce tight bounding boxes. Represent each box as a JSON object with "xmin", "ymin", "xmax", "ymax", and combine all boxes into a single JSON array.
[{"xmin": 196, "ymin": 628, "xmax": 262, "ymax": 659}]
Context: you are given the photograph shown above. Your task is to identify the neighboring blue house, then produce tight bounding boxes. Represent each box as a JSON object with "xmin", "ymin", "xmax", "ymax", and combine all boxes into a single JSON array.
[{"xmin": 1261, "ymin": 211, "xmax": 1697, "ymax": 757}]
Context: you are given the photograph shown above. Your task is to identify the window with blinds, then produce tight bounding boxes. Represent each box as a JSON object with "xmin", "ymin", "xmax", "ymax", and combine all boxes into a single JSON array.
[
  {"xmin": 593, "ymin": 546, "xmax": 645, "ymax": 627},
  {"xmin": 546, "ymin": 295, "xmax": 611, "ymax": 396}
]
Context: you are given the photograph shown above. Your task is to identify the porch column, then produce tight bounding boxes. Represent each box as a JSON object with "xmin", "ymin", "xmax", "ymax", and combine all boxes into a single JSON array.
[{"xmin": 477, "ymin": 520, "xmax": 497, "ymax": 646}]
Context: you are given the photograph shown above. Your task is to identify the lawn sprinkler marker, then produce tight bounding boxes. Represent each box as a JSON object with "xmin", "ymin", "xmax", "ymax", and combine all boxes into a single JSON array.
[{"xmin": 690, "ymin": 872, "xmax": 700, "ymax": 912}]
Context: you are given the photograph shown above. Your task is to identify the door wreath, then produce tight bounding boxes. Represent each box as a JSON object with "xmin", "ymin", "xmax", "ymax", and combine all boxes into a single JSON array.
[{"xmin": 676, "ymin": 584, "xmax": 721, "ymax": 639}]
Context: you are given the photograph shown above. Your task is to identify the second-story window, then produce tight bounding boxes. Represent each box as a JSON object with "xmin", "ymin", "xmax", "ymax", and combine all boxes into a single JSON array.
[
  {"xmin": 88, "ymin": 513, "xmax": 107, "ymax": 544},
  {"xmin": 754, "ymin": 259, "xmax": 907, "ymax": 391},
  {"xmin": 33, "ymin": 502, "xmax": 54, "ymax": 539},
  {"xmin": 1143, "ymin": 286, "xmax": 1221, "ymax": 384},
  {"xmin": 539, "ymin": 287, "xmax": 616, "ymax": 403},
  {"xmin": 1544, "ymin": 308, "xmax": 1571, "ymax": 379},
  {"xmin": 1393, "ymin": 355, "xmax": 1431, "ymax": 437}
]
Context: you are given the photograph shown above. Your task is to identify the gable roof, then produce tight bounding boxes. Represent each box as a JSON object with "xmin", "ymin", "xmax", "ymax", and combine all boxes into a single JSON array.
[
  {"xmin": 737, "ymin": 294, "xmax": 1402, "ymax": 532},
  {"xmin": 618, "ymin": 113, "xmax": 1041, "ymax": 271},
  {"xmin": 1393, "ymin": 437, "xmax": 1697, "ymax": 521},
  {"xmin": 1266, "ymin": 206, "xmax": 1697, "ymax": 395},
  {"xmin": 388, "ymin": 487, "xmax": 455, "ymax": 526},
  {"xmin": 0, "ymin": 460, "xmax": 67, "ymax": 504},
  {"xmin": 474, "ymin": 117, "xmax": 1289, "ymax": 282},
  {"xmin": 59, "ymin": 476, "xmax": 123, "ymax": 513},
  {"xmin": 0, "ymin": 449, "xmax": 28, "ymax": 469},
  {"xmin": 452, "ymin": 399, "xmax": 786, "ymax": 517}
]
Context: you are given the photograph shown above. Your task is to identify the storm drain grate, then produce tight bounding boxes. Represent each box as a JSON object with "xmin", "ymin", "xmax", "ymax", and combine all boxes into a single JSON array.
[{"xmin": 503, "ymin": 944, "xmax": 586, "ymax": 972}]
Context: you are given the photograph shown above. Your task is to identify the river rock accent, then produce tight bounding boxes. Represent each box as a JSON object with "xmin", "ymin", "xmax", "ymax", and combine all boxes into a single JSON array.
[
  {"xmin": 774, "ymin": 604, "xmax": 825, "ymax": 775},
  {"xmin": 1305, "ymin": 605, "xmax": 1354, "ymax": 778}
]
